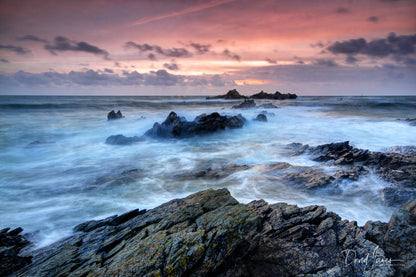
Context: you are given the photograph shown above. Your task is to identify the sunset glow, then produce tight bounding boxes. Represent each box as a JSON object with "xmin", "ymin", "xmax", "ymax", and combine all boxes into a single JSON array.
[{"xmin": 0, "ymin": 0, "xmax": 415, "ymax": 95}]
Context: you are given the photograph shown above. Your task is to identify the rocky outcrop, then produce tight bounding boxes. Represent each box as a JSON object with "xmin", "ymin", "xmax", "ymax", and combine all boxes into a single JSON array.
[
  {"xmin": 232, "ymin": 99, "xmax": 256, "ymax": 109},
  {"xmin": 107, "ymin": 110, "xmax": 124, "ymax": 120},
  {"xmin": 6, "ymin": 189, "xmax": 415, "ymax": 276},
  {"xmin": 254, "ymin": 114, "xmax": 267, "ymax": 122},
  {"xmin": 144, "ymin": 111, "xmax": 245, "ymax": 139},
  {"xmin": 249, "ymin": 90, "xmax": 297, "ymax": 100},
  {"xmin": 0, "ymin": 227, "xmax": 32, "ymax": 276},
  {"xmin": 106, "ymin": 111, "xmax": 246, "ymax": 145},
  {"xmin": 206, "ymin": 89, "xmax": 247, "ymax": 99}
]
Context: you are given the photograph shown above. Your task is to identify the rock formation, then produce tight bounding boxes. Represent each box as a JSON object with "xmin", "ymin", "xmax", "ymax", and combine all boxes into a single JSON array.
[
  {"xmin": 232, "ymin": 99, "xmax": 256, "ymax": 109},
  {"xmin": 3, "ymin": 189, "xmax": 415, "ymax": 276},
  {"xmin": 107, "ymin": 110, "xmax": 124, "ymax": 120},
  {"xmin": 206, "ymin": 89, "xmax": 247, "ymax": 99}
]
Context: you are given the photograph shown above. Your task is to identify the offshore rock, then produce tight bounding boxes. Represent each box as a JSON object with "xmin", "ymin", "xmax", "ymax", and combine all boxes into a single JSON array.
[
  {"xmin": 254, "ymin": 113, "xmax": 267, "ymax": 122},
  {"xmin": 144, "ymin": 111, "xmax": 245, "ymax": 139},
  {"xmin": 249, "ymin": 90, "xmax": 297, "ymax": 100},
  {"xmin": 105, "ymin": 134, "xmax": 142, "ymax": 145},
  {"xmin": 11, "ymin": 188, "xmax": 411, "ymax": 276},
  {"xmin": 232, "ymin": 99, "xmax": 256, "ymax": 109},
  {"xmin": 107, "ymin": 110, "xmax": 124, "ymax": 120},
  {"xmin": 206, "ymin": 89, "xmax": 247, "ymax": 99},
  {"xmin": 258, "ymin": 103, "xmax": 278, "ymax": 109}
]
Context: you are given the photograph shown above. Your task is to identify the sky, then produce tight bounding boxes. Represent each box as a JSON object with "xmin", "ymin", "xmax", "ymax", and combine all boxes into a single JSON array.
[{"xmin": 0, "ymin": 0, "xmax": 415, "ymax": 96}]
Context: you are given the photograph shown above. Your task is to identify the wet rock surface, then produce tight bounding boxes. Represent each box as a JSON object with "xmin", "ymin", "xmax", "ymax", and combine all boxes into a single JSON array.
[
  {"xmin": 0, "ymin": 227, "xmax": 32, "ymax": 276},
  {"xmin": 5, "ymin": 189, "xmax": 415, "ymax": 276},
  {"xmin": 107, "ymin": 110, "xmax": 124, "ymax": 120},
  {"xmin": 232, "ymin": 99, "xmax": 256, "ymax": 109}
]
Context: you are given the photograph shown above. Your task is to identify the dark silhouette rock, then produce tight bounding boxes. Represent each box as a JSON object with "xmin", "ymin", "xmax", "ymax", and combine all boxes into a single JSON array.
[
  {"xmin": 249, "ymin": 90, "xmax": 297, "ymax": 100},
  {"xmin": 144, "ymin": 111, "xmax": 245, "ymax": 139},
  {"xmin": 107, "ymin": 110, "xmax": 124, "ymax": 120},
  {"xmin": 254, "ymin": 113, "xmax": 268, "ymax": 122},
  {"xmin": 206, "ymin": 89, "xmax": 247, "ymax": 99},
  {"xmin": 105, "ymin": 134, "xmax": 142, "ymax": 145},
  {"xmin": 12, "ymin": 188, "xmax": 413, "ymax": 276},
  {"xmin": 232, "ymin": 99, "xmax": 256, "ymax": 109},
  {"xmin": 0, "ymin": 227, "xmax": 32, "ymax": 276}
]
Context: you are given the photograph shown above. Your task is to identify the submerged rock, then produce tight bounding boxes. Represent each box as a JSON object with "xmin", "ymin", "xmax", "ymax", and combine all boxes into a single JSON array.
[
  {"xmin": 232, "ymin": 99, "xmax": 256, "ymax": 109},
  {"xmin": 258, "ymin": 103, "xmax": 278, "ymax": 109},
  {"xmin": 107, "ymin": 110, "xmax": 124, "ymax": 120},
  {"xmin": 105, "ymin": 134, "xmax": 142, "ymax": 145},
  {"xmin": 9, "ymin": 188, "xmax": 414, "ymax": 276},
  {"xmin": 254, "ymin": 113, "xmax": 267, "ymax": 122}
]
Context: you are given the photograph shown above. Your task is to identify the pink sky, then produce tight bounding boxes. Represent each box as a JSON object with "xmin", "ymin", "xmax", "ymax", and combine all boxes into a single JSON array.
[{"xmin": 0, "ymin": 0, "xmax": 415, "ymax": 95}]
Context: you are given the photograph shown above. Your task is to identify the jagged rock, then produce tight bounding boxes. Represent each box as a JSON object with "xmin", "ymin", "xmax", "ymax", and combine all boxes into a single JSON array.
[
  {"xmin": 173, "ymin": 163, "xmax": 251, "ymax": 180},
  {"xmin": 281, "ymin": 168, "xmax": 335, "ymax": 190},
  {"xmin": 403, "ymin": 118, "xmax": 416, "ymax": 126},
  {"xmin": 0, "ymin": 227, "xmax": 32, "ymax": 276},
  {"xmin": 6, "ymin": 189, "xmax": 415, "ymax": 276},
  {"xmin": 333, "ymin": 166, "xmax": 367, "ymax": 181},
  {"xmin": 206, "ymin": 89, "xmax": 247, "ymax": 99},
  {"xmin": 249, "ymin": 90, "xmax": 297, "ymax": 100},
  {"xmin": 232, "ymin": 99, "xmax": 256, "ymax": 109},
  {"xmin": 381, "ymin": 187, "xmax": 416, "ymax": 208},
  {"xmin": 107, "ymin": 110, "xmax": 124, "ymax": 120},
  {"xmin": 254, "ymin": 113, "xmax": 267, "ymax": 122},
  {"xmin": 144, "ymin": 111, "xmax": 245, "ymax": 139},
  {"xmin": 258, "ymin": 103, "xmax": 278, "ymax": 109}
]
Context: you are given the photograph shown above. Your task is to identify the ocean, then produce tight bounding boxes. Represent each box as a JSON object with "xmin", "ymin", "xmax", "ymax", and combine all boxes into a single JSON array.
[{"xmin": 1, "ymin": 95, "xmax": 415, "ymax": 248}]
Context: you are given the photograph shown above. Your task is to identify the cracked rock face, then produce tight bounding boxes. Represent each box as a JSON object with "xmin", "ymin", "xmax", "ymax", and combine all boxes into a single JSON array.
[{"xmin": 7, "ymin": 189, "xmax": 414, "ymax": 276}]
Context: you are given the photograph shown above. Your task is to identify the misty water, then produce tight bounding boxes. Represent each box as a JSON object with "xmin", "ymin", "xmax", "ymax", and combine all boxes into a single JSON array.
[{"xmin": 1, "ymin": 95, "xmax": 415, "ymax": 248}]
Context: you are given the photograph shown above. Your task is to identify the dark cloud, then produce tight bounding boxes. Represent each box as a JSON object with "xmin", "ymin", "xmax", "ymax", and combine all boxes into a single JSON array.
[
  {"xmin": 367, "ymin": 16, "xmax": 379, "ymax": 23},
  {"xmin": 114, "ymin": 62, "xmax": 121, "ymax": 67},
  {"xmin": 125, "ymin": 41, "xmax": 192, "ymax": 59},
  {"xmin": 223, "ymin": 49, "xmax": 241, "ymax": 61},
  {"xmin": 148, "ymin": 53, "xmax": 157, "ymax": 61},
  {"xmin": 189, "ymin": 42, "xmax": 211, "ymax": 54},
  {"xmin": 2, "ymin": 69, "xmax": 234, "ymax": 88},
  {"xmin": 265, "ymin": 58, "xmax": 277, "ymax": 64},
  {"xmin": 0, "ymin": 58, "xmax": 9, "ymax": 63},
  {"xmin": 314, "ymin": 59, "xmax": 338, "ymax": 67},
  {"xmin": 327, "ymin": 33, "xmax": 416, "ymax": 60},
  {"xmin": 336, "ymin": 7, "xmax": 350, "ymax": 14},
  {"xmin": 163, "ymin": 62, "xmax": 180, "ymax": 71},
  {"xmin": 45, "ymin": 37, "xmax": 110, "ymax": 60},
  {"xmin": 104, "ymin": 68, "xmax": 114, "ymax": 73},
  {"xmin": 346, "ymin": 55, "xmax": 358, "ymax": 64},
  {"xmin": 17, "ymin": 35, "xmax": 48, "ymax": 43},
  {"xmin": 0, "ymin": 44, "xmax": 31, "ymax": 55},
  {"xmin": 310, "ymin": 41, "xmax": 325, "ymax": 48}
]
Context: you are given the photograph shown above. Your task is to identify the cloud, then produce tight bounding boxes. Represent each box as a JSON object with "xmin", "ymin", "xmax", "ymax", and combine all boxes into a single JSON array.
[
  {"xmin": 45, "ymin": 36, "xmax": 110, "ymax": 59},
  {"xmin": 346, "ymin": 55, "xmax": 358, "ymax": 64},
  {"xmin": 336, "ymin": 7, "xmax": 350, "ymax": 14},
  {"xmin": 1, "ymin": 69, "xmax": 235, "ymax": 88},
  {"xmin": 314, "ymin": 59, "xmax": 338, "ymax": 67},
  {"xmin": 104, "ymin": 68, "xmax": 114, "ymax": 73},
  {"xmin": 188, "ymin": 42, "xmax": 211, "ymax": 54},
  {"xmin": 0, "ymin": 58, "xmax": 9, "ymax": 63},
  {"xmin": 0, "ymin": 44, "xmax": 31, "ymax": 55},
  {"xmin": 163, "ymin": 62, "xmax": 180, "ymax": 70},
  {"xmin": 265, "ymin": 58, "xmax": 277, "ymax": 64},
  {"xmin": 148, "ymin": 53, "xmax": 157, "ymax": 60},
  {"xmin": 125, "ymin": 41, "xmax": 192, "ymax": 59},
  {"xmin": 367, "ymin": 16, "xmax": 379, "ymax": 23},
  {"xmin": 17, "ymin": 35, "xmax": 49, "ymax": 43},
  {"xmin": 327, "ymin": 33, "xmax": 416, "ymax": 60},
  {"xmin": 310, "ymin": 41, "xmax": 325, "ymax": 48},
  {"xmin": 223, "ymin": 49, "xmax": 241, "ymax": 61}
]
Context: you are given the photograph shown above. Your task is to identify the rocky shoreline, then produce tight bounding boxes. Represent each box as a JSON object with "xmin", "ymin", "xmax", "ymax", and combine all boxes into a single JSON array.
[{"xmin": 1, "ymin": 188, "xmax": 415, "ymax": 276}]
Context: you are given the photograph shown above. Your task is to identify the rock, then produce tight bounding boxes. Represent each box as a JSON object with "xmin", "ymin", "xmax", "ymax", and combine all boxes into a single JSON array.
[
  {"xmin": 144, "ymin": 111, "xmax": 245, "ymax": 139},
  {"xmin": 254, "ymin": 113, "xmax": 267, "ymax": 122},
  {"xmin": 281, "ymin": 168, "xmax": 335, "ymax": 190},
  {"xmin": 107, "ymin": 110, "xmax": 124, "ymax": 120},
  {"xmin": 232, "ymin": 99, "xmax": 256, "ymax": 109},
  {"xmin": 381, "ymin": 187, "xmax": 416, "ymax": 207},
  {"xmin": 7, "ymin": 188, "xmax": 415, "ymax": 276},
  {"xmin": 402, "ymin": 118, "xmax": 416, "ymax": 126},
  {"xmin": 0, "ymin": 227, "xmax": 32, "ymax": 276},
  {"xmin": 206, "ymin": 89, "xmax": 247, "ymax": 99},
  {"xmin": 249, "ymin": 90, "xmax": 297, "ymax": 100},
  {"xmin": 260, "ymin": 110, "xmax": 275, "ymax": 116},
  {"xmin": 105, "ymin": 134, "xmax": 142, "ymax": 145},
  {"xmin": 174, "ymin": 163, "xmax": 251, "ymax": 180},
  {"xmin": 385, "ymin": 146, "xmax": 416, "ymax": 154},
  {"xmin": 383, "ymin": 199, "xmax": 416, "ymax": 276},
  {"xmin": 258, "ymin": 103, "xmax": 278, "ymax": 109}
]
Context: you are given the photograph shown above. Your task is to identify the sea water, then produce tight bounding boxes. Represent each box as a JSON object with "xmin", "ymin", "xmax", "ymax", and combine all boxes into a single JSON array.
[{"xmin": 0, "ymin": 95, "xmax": 415, "ymax": 248}]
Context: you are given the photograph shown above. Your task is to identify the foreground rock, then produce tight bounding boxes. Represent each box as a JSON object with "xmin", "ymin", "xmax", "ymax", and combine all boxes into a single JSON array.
[
  {"xmin": 0, "ymin": 228, "xmax": 32, "ymax": 276},
  {"xmin": 6, "ymin": 189, "xmax": 415, "ymax": 276},
  {"xmin": 107, "ymin": 110, "xmax": 124, "ymax": 120},
  {"xmin": 106, "ymin": 111, "xmax": 246, "ymax": 145}
]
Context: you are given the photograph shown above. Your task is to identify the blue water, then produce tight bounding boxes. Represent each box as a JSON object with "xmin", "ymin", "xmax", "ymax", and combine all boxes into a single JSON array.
[{"xmin": 1, "ymin": 95, "xmax": 415, "ymax": 247}]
